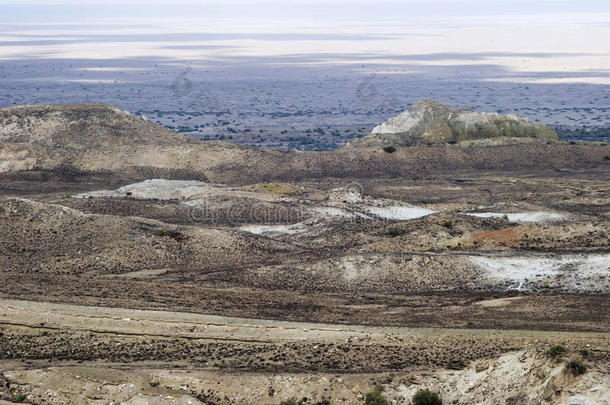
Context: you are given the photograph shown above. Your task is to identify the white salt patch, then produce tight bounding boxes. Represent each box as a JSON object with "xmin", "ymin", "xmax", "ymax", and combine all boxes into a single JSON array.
[
  {"xmin": 467, "ymin": 211, "xmax": 568, "ymax": 223},
  {"xmin": 75, "ymin": 179, "xmax": 209, "ymax": 200},
  {"xmin": 470, "ymin": 254, "xmax": 610, "ymax": 292},
  {"xmin": 312, "ymin": 207, "xmax": 356, "ymax": 218},
  {"xmin": 240, "ymin": 223, "xmax": 306, "ymax": 236},
  {"xmin": 365, "ymin": 205, "xmax": 436, "ymax": 220}
]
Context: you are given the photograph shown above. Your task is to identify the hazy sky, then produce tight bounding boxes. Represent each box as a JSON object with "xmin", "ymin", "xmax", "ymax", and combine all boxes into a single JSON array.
[
  {"xmin": 2, "ymin": 0, "xmax": 610, "ymax": 22},
  {"xmin": 1, "ymin": 0, "xmax": 609, "ymax": 84}
]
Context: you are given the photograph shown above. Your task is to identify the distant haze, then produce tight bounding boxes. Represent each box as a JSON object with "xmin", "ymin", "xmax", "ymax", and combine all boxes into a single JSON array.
[
  {"xmin": 1, "ymin": 0, "xmax": 609, "ymax": 147},
  {"xmin": 2, "ymin": 0, "xmax": 609, "ymax": 76}
]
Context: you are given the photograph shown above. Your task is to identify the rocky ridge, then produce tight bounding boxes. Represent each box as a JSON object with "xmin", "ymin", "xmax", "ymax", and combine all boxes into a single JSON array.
[{"xmin": 349, "ymin": 99, "xmax": 559, "ymax": 147}]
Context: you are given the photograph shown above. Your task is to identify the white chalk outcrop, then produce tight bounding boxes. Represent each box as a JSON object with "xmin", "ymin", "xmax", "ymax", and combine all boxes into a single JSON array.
[{"xmin": 352, "ymin": 99, "xmax": 558, "ymax": 147}]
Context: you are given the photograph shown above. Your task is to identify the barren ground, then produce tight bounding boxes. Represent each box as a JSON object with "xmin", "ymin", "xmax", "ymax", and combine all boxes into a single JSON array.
[{"xmin": 0, "ymin": 138, "xmax": 609, "ymax": 403}]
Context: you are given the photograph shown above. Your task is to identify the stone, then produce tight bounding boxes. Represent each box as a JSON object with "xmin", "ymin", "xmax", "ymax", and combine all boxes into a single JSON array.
[
  {"xmin": 475, "ymin": 361, "xmax": 490, "ymax": 373},
  {"xmin": 568, "ymin": 394, "xmax": 586, "ymax": 405}
]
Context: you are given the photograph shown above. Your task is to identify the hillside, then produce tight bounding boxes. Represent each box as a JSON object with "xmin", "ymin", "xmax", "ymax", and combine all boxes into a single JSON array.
[
  {"xmin": 0, "ymin": 103, "xmax": 608, "ymax": 188},
  {"xmin": 0, "ymin": 102, "xmax": 609, "ymax": 405},
  {"xmin": 0, "ymin": 103, "xmax": 261, "ymax": 174}
]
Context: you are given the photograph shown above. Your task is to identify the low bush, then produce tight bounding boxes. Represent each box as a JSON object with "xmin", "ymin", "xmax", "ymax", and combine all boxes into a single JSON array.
[
  {"xmin": 365, "ymin": 388, "xmax": 389, "ymax": 405},
  {"xmin": 546, "ymin": 345, "xmax": 567, "ymax": 360},
  {"xmin": 567, "ymin": 358, "xmax": 587, "ymax": 376},
  {"xmin": 154, "ymin": 228, "xmax": 183, "ymax": 240},
  {"xmin": 383, "ymin": 145, "xmax": 396, "ymax": 153},
  {"xmin": 14, "ymin": 394, "xmax": 27, "ymax": 402},
  {"xmin": 387, "ymin": 227, "xmax": 405, "ymax": 237},
  {"xmin": 412, "ymin": 389, "xmax": 442, "ymax": 405}
]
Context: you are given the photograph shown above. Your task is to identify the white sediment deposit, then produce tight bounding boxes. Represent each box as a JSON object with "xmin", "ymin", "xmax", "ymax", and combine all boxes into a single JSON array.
[
  {"xmin": 75, "ymin": 179, "xmax": 210, "ymax": 200},
  {"xmin": 364, "ymin": 204, "xmax": 436, "ymax": 220},
  {"xmin": 466, "ymin": 211, "xmax": 570, "ymax": 223},
  {"xmin": 240, "ymin": 223, "xmax": 307, "ymax": 236},
  {"xmin": 470, "ymin": 254, "xmax": 610, "ymax": 292}
]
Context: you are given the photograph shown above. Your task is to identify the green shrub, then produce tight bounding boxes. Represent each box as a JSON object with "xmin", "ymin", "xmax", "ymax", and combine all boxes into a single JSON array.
[
  {"xmin": 14, "ymin": 394, "xmax": 27, "ymax": 402},
  {"xmin": 546, "ymin": 345, "xmax": 567, "ymax": 360},
  {"xmin": 383, "ymin": 145, "xmax": 396, "ymax": 153},
  {"xmin": 365, "ymin": 388, "xmax": 389, "ymax": 405},
  {"xmin": 412, "ymin": 389, "xmax": 442, "ymax": 405},
  {"xmin": 567, "ymin": 358, "xmax": 587, "ymax": 376},
  {"xmin": 154, "ymin": 228, "xmax": 183, "ymax": 240}
]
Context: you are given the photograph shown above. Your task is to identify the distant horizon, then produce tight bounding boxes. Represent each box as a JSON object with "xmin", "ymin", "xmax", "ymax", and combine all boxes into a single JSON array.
[
  {"xmin": 2, "ymin": 1, "xmax": 609, "ymax": 80},
  {"xmin": 1, "ymin": 0, "xmax": 609, "ymax": 146}
]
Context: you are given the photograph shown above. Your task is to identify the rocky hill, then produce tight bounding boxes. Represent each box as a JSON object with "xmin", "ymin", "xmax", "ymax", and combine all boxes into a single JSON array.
[
  {"xmin": 1, "ymin": 103, "xmax": 607, "ymax": 186},
  {"xmin": 348, "ymin": 100, "xmax": 559, "ymax": 147},
  {"xmin": 0, "ymin": 103, "xmax": 175, "ymax": 172},
  {"xmin": 0, "ymin": 103, "xmax": 269, "ymax": 176},
  {"xmin": 0, "ymin": 103, "xmax": 183, "ymax": 145}
]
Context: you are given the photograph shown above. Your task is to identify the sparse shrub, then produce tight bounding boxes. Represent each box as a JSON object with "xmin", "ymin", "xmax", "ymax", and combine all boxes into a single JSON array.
[
  {"xmin": 412, "ymin": 388, "xmax": 442, "ymax": 405},
  {"xmin": 382, "ymin": 145, "xmax": 396, "ymax": 153},
  {"xmin": 154, "ymin": 228, "xmax": 183, "ymax": 240},
  {"xmin": 567, "ymin": 358, "xmax": 587, "ymax": 376},
  {"xmin": 546, "ymin": 345, "xmax": 567, "ymax": 360},
  {"xmin": 387, "ymin": 227, "xmax": 404, "ymax": 237},
  {"xmin": 14, "ymin": 393, "xmax": 27, "ymax": 402},
  {"xmin": 441, "ymin": 219, "xmax": 453, "ymax": 229},
  {"xmin": 446, "ymin": 359, "xmax": 466, "ymax": 370},
  {"xmin": 280, "ymin": 400, "xmax": 297, "ymax": 405},
  {"xmin": 365, "ymin": 388, "xmax": 388, "ymax": 405}
]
